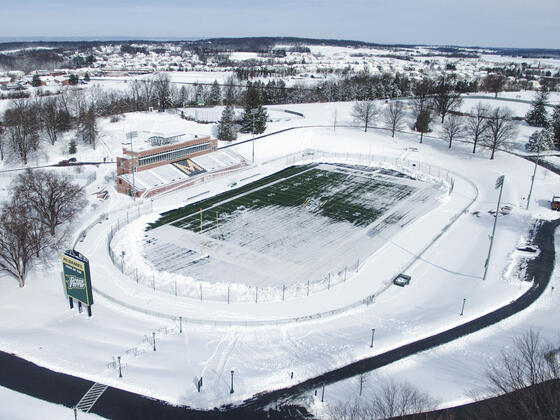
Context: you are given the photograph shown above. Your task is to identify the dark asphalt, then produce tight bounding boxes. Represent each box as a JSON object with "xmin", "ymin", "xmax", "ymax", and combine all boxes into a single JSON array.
[
  {"xmin": 239, "ymin": 218, "xmax": 559, "ymax": 410},
  {"xmin": 0, "ymin": 217, "xmax": 556, "ymax": 419}
]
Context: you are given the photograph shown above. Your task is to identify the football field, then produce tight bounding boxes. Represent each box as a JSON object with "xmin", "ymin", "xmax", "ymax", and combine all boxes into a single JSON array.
[{"xmin": 144, "ymin": 163, "xmax": 444, "ymax": 295}]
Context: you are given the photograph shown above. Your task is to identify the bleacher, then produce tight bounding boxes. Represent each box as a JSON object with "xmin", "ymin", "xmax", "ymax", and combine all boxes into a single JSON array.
[{"xmin": 118, "ymin": 149, "xmax": 247, "ymax": 197}]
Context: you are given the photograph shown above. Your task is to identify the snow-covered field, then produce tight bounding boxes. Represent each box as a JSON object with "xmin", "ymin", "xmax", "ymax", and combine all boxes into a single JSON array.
[
  {"xmin": 110, "ymin": 162, "xmax": 445, "ymax": 302},
  {"xmin": 0, "ymin": 93, "xmax": 559, "ymax": 418},
  {"xmin": 0, "ymin": 386, "xmax": 103, "ymax": 420}
]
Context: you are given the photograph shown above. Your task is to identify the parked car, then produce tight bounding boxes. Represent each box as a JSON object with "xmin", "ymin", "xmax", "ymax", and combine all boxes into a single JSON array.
[
  {"xmin": 552, "ymin": 196, "xmax": 560, "ymax": 211},
  {"xmin": 393, "ymin": 273, "xmax": 411, "ymax": 287}
]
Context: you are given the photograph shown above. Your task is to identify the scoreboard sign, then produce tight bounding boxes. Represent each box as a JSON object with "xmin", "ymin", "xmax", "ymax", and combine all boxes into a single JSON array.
[{"xmin": 62, "ymin": 250, "xmax": 93, "ymax": 307}]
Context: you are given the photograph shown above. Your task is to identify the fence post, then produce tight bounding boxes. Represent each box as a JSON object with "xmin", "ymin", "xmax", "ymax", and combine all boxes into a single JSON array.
[
  {"xmin": 255, "ymin": 286, "xmax": 258, "ymax": 303},
  {"xmin": 282, "ymin": 285, "xmax": 285, "ymax": 301},
  {"xmin": 307, "ymin": 280, "xmax": 310, "ymax": 296}
]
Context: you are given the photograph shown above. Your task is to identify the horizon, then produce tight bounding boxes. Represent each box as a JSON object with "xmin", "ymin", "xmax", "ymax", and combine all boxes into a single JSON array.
[
  {"xmin": 1, "ymin": 0, "xmax": 559, "ymax": 50},
  {"xmin": 0, "ymin": 35, "xmax": 559, "ymax": 53}
]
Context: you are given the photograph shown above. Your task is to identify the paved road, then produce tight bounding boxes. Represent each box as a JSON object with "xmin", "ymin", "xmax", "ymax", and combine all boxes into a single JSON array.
[
  {"xmin": 0, "ymin": 217, "xmax": 556, "ymax": 419},
  {"xmin": 239, "ymin": 217, "xmax": 559, "ymax": 410}
]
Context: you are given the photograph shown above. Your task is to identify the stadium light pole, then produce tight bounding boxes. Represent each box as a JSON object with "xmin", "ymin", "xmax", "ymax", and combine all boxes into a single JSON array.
[
  {"xmin": 526, "ymin": 134, "xmax": 542, "ymax": 210},
  {"xmin": 250, "ymin": 108, "xmax": 258, "ymax": 164},
  {"xmin": 124, "ymin": 131, "xmax": 138, "ymax": 201},
  {"xmin": 483, "ymin": 175, "xmax": 505, "ymax": 281}
]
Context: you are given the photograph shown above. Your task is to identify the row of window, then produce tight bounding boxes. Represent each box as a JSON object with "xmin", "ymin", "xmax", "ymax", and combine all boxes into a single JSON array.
[{"xmin": 138, "ymin": 142, "xmax": 211, "ymax": 167}]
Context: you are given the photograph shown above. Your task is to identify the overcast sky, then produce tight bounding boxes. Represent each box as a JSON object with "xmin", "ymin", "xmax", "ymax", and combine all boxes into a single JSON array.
[{"xmin": 1, "ymin": 0, "xmax": 559, "ymax": 49}]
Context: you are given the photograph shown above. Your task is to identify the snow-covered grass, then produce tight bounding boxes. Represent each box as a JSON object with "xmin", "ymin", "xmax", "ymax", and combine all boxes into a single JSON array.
[
  {"xmin": 0, "ymin": 94, "xmax": 560, "ymax": 416},
  {"xmin": 0, "ymin": 386, "xmax": 103, "ymax": 420},
  {"xmin": 110, "ymin": 162, "xmax": 442, "ymax": 302}
]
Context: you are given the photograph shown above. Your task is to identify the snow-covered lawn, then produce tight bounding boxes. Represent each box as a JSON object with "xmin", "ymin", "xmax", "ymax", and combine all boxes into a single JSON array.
[
  {"xmin": 0, "ymin": 386, "xmax": 103, "ymax": 420},
  {"xmin": 0, "ymin": 96, "xmax": 559, "ymax": 416}
]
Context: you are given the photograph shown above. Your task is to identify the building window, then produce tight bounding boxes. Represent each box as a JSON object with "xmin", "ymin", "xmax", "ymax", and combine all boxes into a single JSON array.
[{"xmin": 138, "ymin": 142, "xmax": 211, "ymax": 167}]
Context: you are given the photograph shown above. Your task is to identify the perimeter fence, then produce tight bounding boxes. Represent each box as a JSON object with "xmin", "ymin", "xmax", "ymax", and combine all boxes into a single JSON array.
[{"xmin": 106, "ymin": 149, "xmax": 454, "ymax": 304}]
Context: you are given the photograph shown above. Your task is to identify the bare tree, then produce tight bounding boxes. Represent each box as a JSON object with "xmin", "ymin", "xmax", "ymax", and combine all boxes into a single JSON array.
[
  {"xmin": 328, "ymin": 379, "xmax": 438, "ymax": 420},
  {"xmin": 3, "ymin": 98, "xmax": 40, "ymax": 165},
  {"xmin": 129, "ymin": 79, "xmax": 143, "ymax": 111},
  {"xmin": 154, "ymin": 72, "xmax": 172, "ymax": 111},
  {"xmin": 432, "ymin": 77, "xmax": 463, "ymax": 123},
  {"xmin": 0, "ymin": 201, "xmax": 50, "ymax": 287},
  {"xmin": 140, "ymin": 77, "xmax": 155, "ymax": 109},
  {"xmin": 328, "ymin": 399, "xmax": 364, "ymax": 420},
  {"xmin": 0, "ymin": 122, "xmax": 5, "ymax": 161},
  {"xmin": 370, "ymin": 379, "xmax": 438, "ymax": 419},
  {"xmin": 13, "ymin": 169, "xmax": 87, "ymax": 236},
  {"xmin": 353, "ymin": 100, "xmax": 379, "ymax": 132},
  {"xmin": 466, "ymin": 103, "xmax": 490, "ymax": 153},
  {"xmin": 412, "ymin": 77, "xmax": 434, "ymax": 118},
  {"xmin": 441, "ymin": 114, "xmax": 465, "ymax": 148},
  {"xmin": 482, "ymin": 74, "xmax": 507, "ymax": 98},
  {"xmin": 480, "ymin": 329, "xmax": 560, "ymax": 420},
  {"xmin": 383, "ymin": 101, "xmax": 406, "ymax": 138},
  {"xmin": 482, "ymin": 106, "xmax": 517, "ymax": 160},
  {"xmin": 40, "ymin": 96, "xmax": 62, "ymax": 145}
]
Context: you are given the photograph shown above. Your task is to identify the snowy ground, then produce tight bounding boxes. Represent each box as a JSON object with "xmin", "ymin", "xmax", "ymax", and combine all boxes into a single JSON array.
[
  {"xmin": 0, "ymin": 386, "xmax": 103, "ymax": 420},
  {"xmin": 0, "ymin": 95, "xmax": 559, "ymax": 418},
  {"xmin": 111, "ymin": 162, "xmax": 444, "ymax": 302}
]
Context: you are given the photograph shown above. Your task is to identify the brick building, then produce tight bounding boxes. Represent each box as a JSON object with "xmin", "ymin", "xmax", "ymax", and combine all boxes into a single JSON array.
[{"xmin": 116, "ymin": 132, "xmax": 246, "ymax": 198}]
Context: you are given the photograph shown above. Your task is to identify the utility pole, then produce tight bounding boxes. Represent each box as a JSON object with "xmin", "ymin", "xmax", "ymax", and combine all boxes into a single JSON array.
[
  {"xmin": 483, "ymin": 175, "xmax": 505, "ymax": 281},
  {"xmin": 460, "ymin": 298, "xmax": 466, "ymax": 316},
  {"xmin": 230, "ymin": 370, "xmax": 235, "ymax": 394},
  {"xmin": 370, "ymin": 328, "xmax": 375, "ymax": 348},
  {"xmin": 526, "ymin": 135, "xmax": 542, "ymax": 210},
  {"xmin": 124, "ymin": 131, "xmax": 138, "ymax": 201}
]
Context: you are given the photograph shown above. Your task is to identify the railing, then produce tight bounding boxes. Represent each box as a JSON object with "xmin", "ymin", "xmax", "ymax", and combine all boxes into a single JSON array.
[{"xmin": 106, "ymin": 150, "xmax": 455, "ymax": 304}]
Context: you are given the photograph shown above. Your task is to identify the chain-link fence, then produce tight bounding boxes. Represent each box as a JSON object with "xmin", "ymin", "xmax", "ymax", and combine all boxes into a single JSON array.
[{"xmin": 106, "ymin": 150, "xmax": 453, "ymax": 304}]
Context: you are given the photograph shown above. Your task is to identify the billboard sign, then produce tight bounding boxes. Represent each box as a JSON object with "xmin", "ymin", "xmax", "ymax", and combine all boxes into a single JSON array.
[{"xmin": 62, "ymin": 250, "xmax": 94, "ymax": 306}]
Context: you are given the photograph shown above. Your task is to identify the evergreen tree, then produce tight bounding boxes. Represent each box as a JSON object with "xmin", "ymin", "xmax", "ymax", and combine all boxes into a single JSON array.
[
  {"xmin": 217, "ymin": 105, "xmax": 237, "ymax": 141},
  {"xmin": 252, "ymin": 105, "xmax": 268, "ymax": 134},
  {"xmin": 209, "ymin": 80, "xmax": 221, "ymax": 106},
  {"xmin": 240, "ymin": 84, "xmax": 267, "ymax": 134},
  {"xmin": 525, "ymin": 129, "xmax": 555, "ymax": 152},
  {"xmin": 31, "ymin": 74, "xmax": 41, "ymax": 87},
  {"xmin": 525, "ymin": 88, "xmax": 549, "ymax": 127},
  {"xmin": 176, "ymin": 86, "xmax": 188, "ymax": 108},
  {"xmin": 194, "ymin": 84, "xmax": 205, "ymax": 105},
  {"xmin": 68, "ymin": 74, "xmax": 79, "ymax": 86},
  {"xmin": 78, "ymin": 106, "xmax": 98, "ymax": 149},
  {"xmin": 551, "ymin": 104, "xmax": 560, "ymax": 148},
  {"xmin": 84, "ymin": 72, "xmax": 90, "ymax": 82},
  {"xmin": 415, "ymin": 108, "xmax": 431, "ymax": 143},
  {"xmin": 68, "ymin": 139, "xmax": 77, "ymax": 154}
]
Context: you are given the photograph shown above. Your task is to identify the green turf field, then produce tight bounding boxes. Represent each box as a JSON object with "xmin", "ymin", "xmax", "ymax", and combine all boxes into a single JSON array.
[{"xmin": 147, "ymin": 163, "xmax": 416, "ymax": 232}]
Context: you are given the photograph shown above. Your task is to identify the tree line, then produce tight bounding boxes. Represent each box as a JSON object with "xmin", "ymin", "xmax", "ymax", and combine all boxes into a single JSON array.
[
  {"xmin": 351, "ymin": 79, "xmax": 560, "ymax": 159},
  {"xmin": 327, "ymin": 329, "xmax": 559, "ymax": 420}
]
